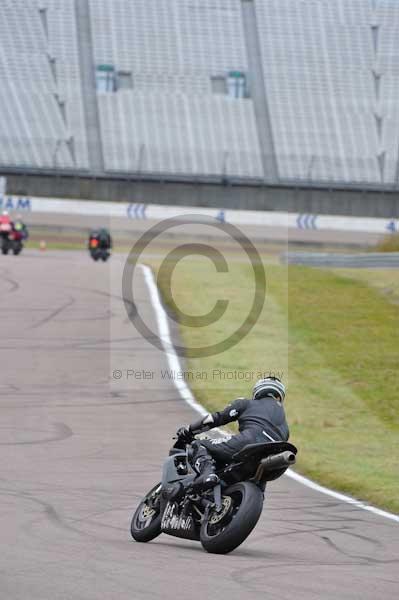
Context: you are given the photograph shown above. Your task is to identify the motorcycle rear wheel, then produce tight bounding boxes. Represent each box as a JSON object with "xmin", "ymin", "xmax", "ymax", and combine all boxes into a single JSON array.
[
  {"xmin": 130, "ymin": 483, "xmax": 162, "ymax": 543},
  {"xmin": 200, "ymin": 481, "xmax": 263, "ymax": 554}
]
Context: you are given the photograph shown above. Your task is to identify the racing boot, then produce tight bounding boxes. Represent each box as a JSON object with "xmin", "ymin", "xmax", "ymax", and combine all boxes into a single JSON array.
[{"xmin": 192, "ymin": 456, "xmax": 219, "ymax": 491}]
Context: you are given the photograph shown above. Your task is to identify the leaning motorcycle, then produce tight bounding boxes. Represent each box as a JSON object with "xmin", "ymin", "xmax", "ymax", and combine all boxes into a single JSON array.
[{"xmin": 130, "ymin": 432, "xmax": 297, "ymax": 554}]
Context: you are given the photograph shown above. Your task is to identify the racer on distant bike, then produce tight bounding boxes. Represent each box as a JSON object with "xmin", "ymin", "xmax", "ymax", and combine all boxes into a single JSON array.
[
  {"xmin": 0, "ymin": 210, "xmax": 12, "ymax": 239},
  {"xmin": 88, "ymin": 228, "xmax": 112, "ymax": 250},
  {"xmin": 88, "ymin": 227, "xmax": 113, "ymax": 262},
  {"xmin": 12, "ymin": 214, "xmax": 29, "ymax": 240}
]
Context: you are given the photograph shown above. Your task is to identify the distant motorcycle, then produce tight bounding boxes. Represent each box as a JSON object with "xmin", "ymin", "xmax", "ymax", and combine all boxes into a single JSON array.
[
  {"xmin": 88, "ymin": 229, "xmax": 112, "ymax": 262},
  {"xmin": 1, "ymin": 229, "xmax": 23, "ymax": 255},
  {"xmin": 130, "ymin": 432, "xmax": 297, "ymax": 554},
  {"xmin": 89, "ymin": 243, "xmax": 110, "ymax": 262}
]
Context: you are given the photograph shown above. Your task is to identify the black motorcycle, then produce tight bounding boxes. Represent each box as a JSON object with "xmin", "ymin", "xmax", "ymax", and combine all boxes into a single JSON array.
[
  {"xmin": 89, "ymin": 247, "xmax": 110, "ymax": 262},
  {"xmin": 130, "ymin": 433, "xmax": 297, "ymax": 554},
  {"xmin": 1, "ymin": 230, "xmax": 23, "ymax": 255},
  {"xmin": 88, "ymin": 229, "xmax": 112, "ymax": 262}
]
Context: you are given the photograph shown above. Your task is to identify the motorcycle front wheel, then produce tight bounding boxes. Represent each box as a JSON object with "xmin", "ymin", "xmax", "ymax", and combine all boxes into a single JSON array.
[
  {"xmin": 200, "ymin": 481, "xmax": 263, "ymax": 554},
  {"xmin": 130, "ymin": 483, "xmax": 163, "ymax": 543}
]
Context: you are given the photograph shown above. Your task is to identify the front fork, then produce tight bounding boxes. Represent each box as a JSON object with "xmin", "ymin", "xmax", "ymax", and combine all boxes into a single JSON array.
[
  {"xmin": 213, "ymin": 483, "xmax": 222, "ymax": 511},
  {"xmin": 196, "ymin": 483, "xmax": 223, "ymax": 524}
]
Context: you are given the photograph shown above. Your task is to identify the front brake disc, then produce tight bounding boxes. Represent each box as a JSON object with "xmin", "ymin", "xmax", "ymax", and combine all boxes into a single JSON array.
[
  {"xmin": 209, "ymin": 496, "xmax": 232, "ymax": 524},
  {"xmin": 140, "ymin": 504, "xmax": 156, "ymax": 520}
]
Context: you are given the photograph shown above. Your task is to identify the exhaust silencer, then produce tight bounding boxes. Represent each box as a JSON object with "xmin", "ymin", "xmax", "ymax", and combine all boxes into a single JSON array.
[{"xmin": 260, "ymin": 450, "xmax": 296, "ymax": 472}]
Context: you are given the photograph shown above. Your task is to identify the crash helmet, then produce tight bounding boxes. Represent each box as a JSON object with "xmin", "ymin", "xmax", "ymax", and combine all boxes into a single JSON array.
[{"xmin": 252, "ymin": 376, "xmax": 286, "ymax": 403}]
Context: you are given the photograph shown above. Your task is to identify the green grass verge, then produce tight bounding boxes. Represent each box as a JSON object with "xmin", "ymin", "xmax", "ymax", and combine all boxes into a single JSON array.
[
  {"xmin": 151, "ymin": 256, "xmax": 399, "ymax": 513},
  {"xmin": 374, "ymin": 232, "xmax": 399, "ymax": 252},
  {"xmin": 27, "ymin": 241, "xmax": 83, "ymax": 251},
  {"xmin": 336, "ymin": 267, "xmax": 399, "ymax": 305}
]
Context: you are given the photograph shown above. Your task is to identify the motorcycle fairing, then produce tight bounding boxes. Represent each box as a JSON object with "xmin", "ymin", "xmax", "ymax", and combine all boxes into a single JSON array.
[{"xmin": 160, "ymin": 500, "xmax": 200, "ymax": 541}]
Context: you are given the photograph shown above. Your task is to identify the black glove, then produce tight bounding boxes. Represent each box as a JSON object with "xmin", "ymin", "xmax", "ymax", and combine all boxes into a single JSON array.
[{"xmin": 176, "ymin": 426, "xmax": 193, "ymax": 443}]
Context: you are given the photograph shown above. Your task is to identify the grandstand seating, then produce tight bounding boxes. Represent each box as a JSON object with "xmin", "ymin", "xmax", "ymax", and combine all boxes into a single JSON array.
[
  {"xmin": 90, "ymin": 0, "xmax": 248, "ymax": 77},
  {"xmin": 90, "ymin": 0, "xmax": 262, "ymax": 178},
  {"xmin": 98, "ymin": 91, "xmax": 262, "ymax": 177},
  {"xmin": 254, "ymin": 0, "xmax": 382, "ymax": 184},
  {"xmin": 0, "ymin": 0, "xmax": 87, "ymax": 170},
  {"xmin": 46, "ymin": 0, "xmax": 88, "ymax": 169},
  {"xmin": 375, "ymin": 1, "xmax": 399, "ymax": 184},
  {"xmin": 1, "ymin": 0, "xmax": 399, "ymax": 186}
]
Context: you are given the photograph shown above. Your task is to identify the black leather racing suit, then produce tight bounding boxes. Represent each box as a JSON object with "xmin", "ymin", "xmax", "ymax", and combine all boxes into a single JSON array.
[{"xmin": 190, "ymin": 395, "xmax": 289, "ymax": 466}]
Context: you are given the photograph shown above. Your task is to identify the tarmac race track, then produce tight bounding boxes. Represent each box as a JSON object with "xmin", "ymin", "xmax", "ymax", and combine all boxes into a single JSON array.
[{"xmin": 0, "ymin": 250, "xmax": 398, "ymax": 600}]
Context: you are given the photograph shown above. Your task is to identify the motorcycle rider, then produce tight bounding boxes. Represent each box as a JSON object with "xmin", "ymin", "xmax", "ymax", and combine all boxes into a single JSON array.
[
  {"xmin": 176, "ymin": 376, "xmax": 289, "ymax": 490},
  {"xmin": 12, "ymin": 214, "xmax": 29, "ymax": 240},
  {"xmin": 88, "ymin": 227, "xmax": 112, "ymax": 250},
  {"xmin": 0, "ymin": 211, "xmax": 13, "ymax": 252},
  {"xmin": 0, "ymin": 210, "xmax": 12, "ymax": 237}
]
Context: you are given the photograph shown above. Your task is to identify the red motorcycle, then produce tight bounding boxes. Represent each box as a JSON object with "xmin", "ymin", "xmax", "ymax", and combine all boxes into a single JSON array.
[{"xmin": 1, "ymin": 228, "xmax": 23, "ymax": 255}]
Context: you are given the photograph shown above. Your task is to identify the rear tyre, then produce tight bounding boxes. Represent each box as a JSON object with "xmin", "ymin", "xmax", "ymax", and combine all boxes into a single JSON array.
[
  {"xmin": 200, "ymin": 482, "xmax": 263, "ymax": 554},
  {"xmin": 130, "ymin": 483, "xmax": 162, "ymax": 543}
]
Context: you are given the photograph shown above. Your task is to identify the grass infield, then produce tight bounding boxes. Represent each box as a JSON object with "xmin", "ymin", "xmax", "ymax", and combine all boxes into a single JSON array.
[{"xmin": 152, "ymin": 256, "xmax": 399, "ymax": 514}]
